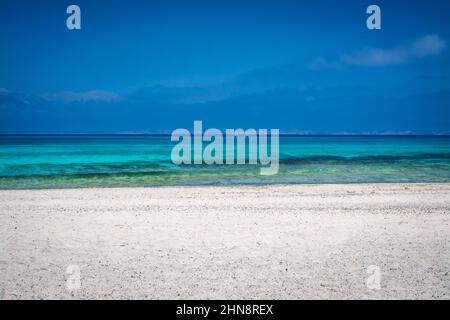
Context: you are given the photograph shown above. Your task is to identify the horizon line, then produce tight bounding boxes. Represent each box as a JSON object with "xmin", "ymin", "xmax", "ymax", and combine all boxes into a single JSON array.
[{"xmin": 1, "ymin": 133, "xmax": 450, "ymax": 137}]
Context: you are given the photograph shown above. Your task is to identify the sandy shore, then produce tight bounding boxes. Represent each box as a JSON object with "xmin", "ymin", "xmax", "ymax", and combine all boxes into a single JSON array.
[{"xmin": 0, "ymin": 183, "xmax": 449, "ymax": 300}]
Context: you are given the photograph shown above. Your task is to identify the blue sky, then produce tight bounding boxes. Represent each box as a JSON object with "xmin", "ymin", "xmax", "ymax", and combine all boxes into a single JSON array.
[{"xmin": 0, "ymin": 0, "xmax": 449, "ymax": 133}]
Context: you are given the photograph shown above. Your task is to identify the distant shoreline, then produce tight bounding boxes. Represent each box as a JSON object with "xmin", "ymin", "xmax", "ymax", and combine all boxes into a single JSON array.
[{"xmin": 2, "ymin": 134, "xmax": 450, "ymax": 137}]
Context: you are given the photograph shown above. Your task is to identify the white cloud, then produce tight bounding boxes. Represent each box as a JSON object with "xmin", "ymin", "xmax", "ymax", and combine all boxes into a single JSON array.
[
  {"xmin": 411, "ymin": 34, "xmax": 446, "ymax": 57},
  {"xmin": 341, "ymin": 47, "xmax": 408, "ymax": 67},
  {"xmin": 310, "ymin": 35, "xmax": 446, "ymax": 70},
  {"xmin": 340, "ymin": 34, "xmax": 446, "ymax": 67},
  {"xmin": 42, "ymin": 90, "xmax": 123, "ymax": 103}
]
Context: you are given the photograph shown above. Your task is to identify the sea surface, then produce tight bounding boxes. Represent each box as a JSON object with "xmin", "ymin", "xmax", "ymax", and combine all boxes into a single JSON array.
[{"xmin": 0, "ymin": 135, "xmax": 450, "ymax": 189}]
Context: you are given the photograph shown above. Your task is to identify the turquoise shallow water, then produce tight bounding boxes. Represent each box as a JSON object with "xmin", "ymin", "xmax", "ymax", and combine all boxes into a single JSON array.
[{"xmin": 0, "ymin": 135, "xmax": 449, "ymax": 188}]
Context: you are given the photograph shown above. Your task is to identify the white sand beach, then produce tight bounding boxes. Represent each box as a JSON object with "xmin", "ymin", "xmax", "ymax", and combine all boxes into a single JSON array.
[{"xmin": 0, "ymin": 183, "xmax": 449, "ymax": 300}]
